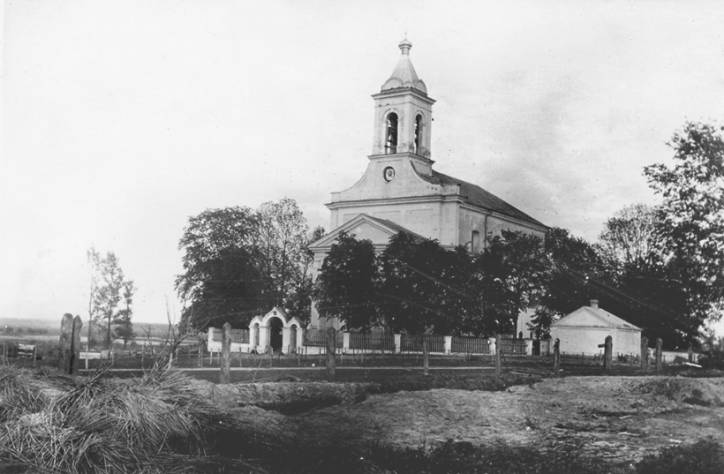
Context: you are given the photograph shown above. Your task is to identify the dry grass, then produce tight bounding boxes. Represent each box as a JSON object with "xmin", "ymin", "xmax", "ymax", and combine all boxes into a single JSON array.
[{"xmin": 0, "ymin": 365, "xmax": 263, "ymax": 473}]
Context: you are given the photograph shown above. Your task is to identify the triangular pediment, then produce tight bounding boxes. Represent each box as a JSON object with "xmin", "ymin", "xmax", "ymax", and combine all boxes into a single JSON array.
[
  {"xmin": 552, "ymin": 306, "xmax": 640, "ymax": 331},
  {"xmin": 309, "ymin": 213, "xmax": 419, "ymax": 250}
]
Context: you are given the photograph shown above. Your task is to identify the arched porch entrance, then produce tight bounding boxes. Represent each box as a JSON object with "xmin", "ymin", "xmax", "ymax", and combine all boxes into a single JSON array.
[
  {"xmin": 269, "ymin": 316, "xmax": 283, "ymax": 353},
  {"xmin": 249, "ymin": 307, "xmax": 304, "ymax": 355}
]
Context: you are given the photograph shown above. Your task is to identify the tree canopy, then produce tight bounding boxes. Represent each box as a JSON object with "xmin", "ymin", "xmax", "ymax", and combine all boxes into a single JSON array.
[
  {"xmin": 87, "ymin": 248, "xmax": 135, "ymax": 347},
  {"xmin": 176, "ymin": 198, "xmax": 314, "ymax": 329},
  {"xmin": 644, "ymin": 122, "xmax": 724, "ymax": 331}
]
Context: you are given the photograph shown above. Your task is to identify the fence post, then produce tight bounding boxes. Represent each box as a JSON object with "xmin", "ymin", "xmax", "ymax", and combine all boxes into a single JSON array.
[
  {"xmin": 197, "ymin": 332, "xmax": 205, "ymax": 368},
  {"xmin": 343, "ymin": 332, "xmax": 350, "ymax": 354},
  {"xmin": 70, "ymin": 315, "xmax": 82, "ymax": 375},
  {"xmin": 326, "ymin": 327, "xmax": 336, "ymax": 379},
  {"xmin": 423, "ymin": 339, "xmax": 429, "ymax": 376},
  {"xmin": 59, "ymin": 313, "xmax": 74, "ymax": 373},
  {"xmin": 394, "ymin": 334, "xmax": 401, "ymax": 353},
  {"xmin": 220, "ymin": 322, "xmax": 231, "ymax": 384},
  {"xmin": 688, "ymin": 344, "xmax": 694, "ymax": 363},
  {"xmin": 444, "ymin": 336, "xmax": 452, "ymax": 355},
  {"xmin": 488, "ymin": 337, "xmax": 496, "ymax": 356},
  {"xmin": 553, "ymin": 338, "xmax": 560, "ymax": 371},
  {"xmin": 495, "ymin": 334, "xmax": 502, "ymax": 376},
  {"xmin": 640, "ymin": 336, "xmax": 649, "ymax": 371},
  {"xmin": 603, "ymin": 335, "xmax": 613, "ymax": 371},
  {"xmin": 655, "ymin": 338, "xmax": 663, "ymax": 373}
]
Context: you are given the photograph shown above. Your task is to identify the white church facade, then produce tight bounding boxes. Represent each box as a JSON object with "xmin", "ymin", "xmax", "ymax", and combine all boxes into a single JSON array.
[{"xmin": 308, "ymin": 39, "xmax": 548, "ymax": 329}]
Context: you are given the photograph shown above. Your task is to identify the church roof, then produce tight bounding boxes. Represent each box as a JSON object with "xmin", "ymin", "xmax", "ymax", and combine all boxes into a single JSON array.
[
  {"xmin": 419, "ymin": 170, "xmax": 546, "ymax": 228},
  {"xmin": 381, "ymin": 39, "xmax": 428, "ymax": 94}
]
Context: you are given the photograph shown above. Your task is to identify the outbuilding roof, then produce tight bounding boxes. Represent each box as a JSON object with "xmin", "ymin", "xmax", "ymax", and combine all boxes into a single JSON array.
[{"xmin": 552, "ymin": 302, "xmax": 641, "ymax": 331}]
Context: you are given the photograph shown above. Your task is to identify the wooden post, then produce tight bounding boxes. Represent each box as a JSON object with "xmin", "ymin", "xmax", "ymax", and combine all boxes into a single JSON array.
[
  {"xmin": 59, "ymin": 313, "xmax": 74, "ymax": 372},
  {"xmin": 553, "ymin": 338, "xmax": 560, "ymax": 371},
  {"xmin": 640, "ymin": 336, "xmax": 649, "ymax": 371},
  {"xmin": 495, "ymin": 334, "xmax": 502, "ymax": 376},
  {"xmin": 655, "ymin": 338, "xmax": 663, "ymax": 373},
  {"xmin": 603, "ymin": 335, "xmax": 613, "ymax": 371},
  {"xmin": 70, "ymin": 315, "xmax": 82, "ymax": 375},
  {"xmin": 422, "ymin": 338, "xmax": 429, "ymax": 376},
  {"xmin": 219, "ymin": 322, "xmax": 231, "ymax": 384},
  {"xmin": 688, "ymin": 344, "xmax": 694, "ymax": 363},
  {"xmin": 197, "ymin": 332, "xmax": 204, "ymax": 368},
  {"xmin": 326, "ymin": 327, "xmax": 336, "ymax": 379}
]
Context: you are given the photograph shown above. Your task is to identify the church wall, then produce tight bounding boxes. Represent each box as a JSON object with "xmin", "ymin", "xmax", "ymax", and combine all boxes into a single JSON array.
[
  {"xmin": 458, "ymin": 208, "xmax": 545, "ymax": 252},
  {"xmin": 486, "ymin": 216, "xmax": 546, "ymax": 241},
  {"xmin": 333, "ymin": 203, "xmax": 443, "ymax": 242}
]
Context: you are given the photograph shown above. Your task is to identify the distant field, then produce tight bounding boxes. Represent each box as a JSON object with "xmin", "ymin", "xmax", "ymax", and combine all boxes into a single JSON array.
[{"xmin": 0, "ymin": 318, "xmax": 175, "ymax": 339}]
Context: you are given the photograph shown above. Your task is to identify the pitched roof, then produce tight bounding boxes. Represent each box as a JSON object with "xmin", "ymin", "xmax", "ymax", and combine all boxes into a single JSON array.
[
  {"xmin": 552, "ymin": 304, "xmax": 641, "ymax": 331},
  {"xmin": 363, "ymin": 214, "xmax": 426, "ymax": 240},
  {"xmin": 418, "ymin": 170, "xmax": 546, "ymax": 228},
  {"xmin": 308, "ymin": 213, "xmax": 426, "ymax": 250}
]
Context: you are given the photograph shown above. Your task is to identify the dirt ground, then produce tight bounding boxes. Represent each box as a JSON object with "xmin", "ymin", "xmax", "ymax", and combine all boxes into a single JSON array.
[{"xmin": 215, "ymin": 376, "xmax": 724, "ymax": 467}]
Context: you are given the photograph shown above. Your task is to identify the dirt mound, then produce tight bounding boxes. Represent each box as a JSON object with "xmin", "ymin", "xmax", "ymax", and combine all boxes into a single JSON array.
[
  {"xmin": 193, "ymin": 380, "xmax": 379, "ymax": 413},
  {"xmin": 630, "ymin": 377, "xmax": 724, "ymax": 406},
  {"xmin": 280, "ymin": 376, "xmax": 724, "ymax": 465}
]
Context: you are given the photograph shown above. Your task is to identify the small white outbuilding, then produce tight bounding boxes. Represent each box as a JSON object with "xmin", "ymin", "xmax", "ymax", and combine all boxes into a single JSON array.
[{"xmin": 550, "ymin": 300, "xmax": 641, "ymax": 356}]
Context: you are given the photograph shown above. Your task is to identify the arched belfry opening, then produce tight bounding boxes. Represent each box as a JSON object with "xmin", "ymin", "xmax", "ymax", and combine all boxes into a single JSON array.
[
  {"xmin": 385, "ymin": 112, "xmax": 398, "ymax": 154},
  {"xmin": 414, "ymin": 114, "xmax": 423, "ymax": 154}
]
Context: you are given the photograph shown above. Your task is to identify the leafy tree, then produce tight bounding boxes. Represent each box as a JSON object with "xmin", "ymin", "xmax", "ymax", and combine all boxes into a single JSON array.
[
  {"xmin": 378, "ymin": 233, "xmax": 474, "ymax": 334},
  {"xmin": 257, "ymin": 198, "xmax": 310, "ymax": 306},
  {"xmin": 176, "ymin": 207, "xmax": 265, "ymax": 329},
  {"xmin": 113, "ymin": 280, "xmax": 135, "ymax": 346},
  {"xmin": 314, "ymin": 233, "xmax": 378, "ymax": 330},
  {"xmin": 176, "ymin": 200, "xmax": 314, "ymax": 329},
  {"xmin": 525, "ymin": 228, "xmax": 612, "ymax": 338},
  {"xmin": 476, "ymin": 231, "xmax": 549, "ymax": 336},
  {"xmin": 643, "ymin": 122, "xmax": 724, "ymax": 330},
  {"xmin": 87, "ymin": 248, "xmax": 135, "ymax": 348},
  {"xmin": 599, "ymin": 204, "xmax": 659, "ymax": 271},
  {"xmin": 285, "ymin": 226, "xmax": 325, "ymax": 323}
]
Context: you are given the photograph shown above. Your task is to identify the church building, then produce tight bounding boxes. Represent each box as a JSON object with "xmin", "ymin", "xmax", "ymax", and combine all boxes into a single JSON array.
[{"xmin": 308, "ymin": 39, "xmax": 547, "ymax": 329}]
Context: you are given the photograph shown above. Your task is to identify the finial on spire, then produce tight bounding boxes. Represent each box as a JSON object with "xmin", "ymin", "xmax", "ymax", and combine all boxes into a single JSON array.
[{"xmin": 398, "ymin": 37, "xmax": 412, "ymax": 55}]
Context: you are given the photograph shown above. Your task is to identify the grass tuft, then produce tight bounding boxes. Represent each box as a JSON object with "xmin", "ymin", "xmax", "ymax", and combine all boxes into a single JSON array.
[{"xmin": 0, "ymin": 366, "xmax": 264, "ymax": 473}]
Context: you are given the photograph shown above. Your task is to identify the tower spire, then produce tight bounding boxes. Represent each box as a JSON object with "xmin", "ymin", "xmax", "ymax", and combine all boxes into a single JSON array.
[{"xmin": 380, "ymin": 37, "xmax": 427, "ymax": 94}]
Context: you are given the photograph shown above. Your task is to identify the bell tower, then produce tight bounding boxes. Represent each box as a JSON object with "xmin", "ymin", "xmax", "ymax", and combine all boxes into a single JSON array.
[{"xmin": 371, "ymin": 39, "xmax": 436, "ymax": 175}]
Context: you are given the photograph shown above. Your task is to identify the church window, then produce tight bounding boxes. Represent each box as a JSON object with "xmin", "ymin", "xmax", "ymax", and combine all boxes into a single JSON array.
[
  {"xmin": 414, "ymin": 114, "xmax": 422, "ymax": 154},
  {"xmin": 385, "ymin": 112, "xmax": 398, "ymax": 154},
  {"xmin": 471, "ymin": 230, "xmax": 481, "ymax": 253}
]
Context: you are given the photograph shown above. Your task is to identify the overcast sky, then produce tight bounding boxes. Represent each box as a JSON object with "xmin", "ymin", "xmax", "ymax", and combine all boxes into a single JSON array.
[{"xmin": 1, "ymin": 1, "xmax": 723, "ymax": 331}]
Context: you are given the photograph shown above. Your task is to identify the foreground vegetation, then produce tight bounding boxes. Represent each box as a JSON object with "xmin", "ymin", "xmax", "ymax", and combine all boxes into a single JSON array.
[
  {"xmin": 0, "ymin": 366, "xmax": 257, "ymax": 473},
  {"xmin": 1, "ymin": 366, "xmax": 723, "ymax": 473}
]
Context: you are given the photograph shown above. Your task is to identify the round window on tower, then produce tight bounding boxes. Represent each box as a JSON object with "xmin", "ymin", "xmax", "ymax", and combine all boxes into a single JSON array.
[{"xmin": 383, "ymin": 166, "xmax": 395, "ymax": 182}]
